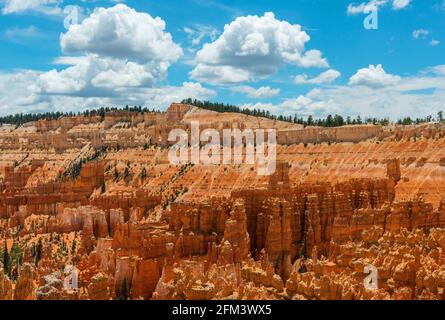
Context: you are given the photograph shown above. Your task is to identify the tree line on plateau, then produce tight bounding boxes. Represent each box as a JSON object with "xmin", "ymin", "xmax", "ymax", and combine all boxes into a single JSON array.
[{"xmin": 0, "ymin": 100, "xmax": 443, "ymax": 128}]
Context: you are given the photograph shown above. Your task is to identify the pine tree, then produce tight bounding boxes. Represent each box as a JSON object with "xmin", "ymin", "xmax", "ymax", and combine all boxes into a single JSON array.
[
  {"xmin": 307, "ymin": 115, "xmax": 314, "ymax": 126},
  {"xmin": 71, "ymin": 240, "xmax": 77, "ymax": 255},
  {"xmin": 2, "ymin": 241, "xmax": 10, "ymax": 276},
  {"xmin": 140, "ymin": 167, "xmax": 147, "ymax": 180},
  {"xmin": 114, "ymin": 167, "xmax": 119, "ymax": 181},
  {"xmin": 35, "ymin": 238, "xmax": 42, "ymax": 266},
  {"xmin": 117, "ymin": 279, "xmax": 130, "ymax": 300},
  {"xmin": 124, "ymin": 166, "xmax": 131, "ymax": 183}
]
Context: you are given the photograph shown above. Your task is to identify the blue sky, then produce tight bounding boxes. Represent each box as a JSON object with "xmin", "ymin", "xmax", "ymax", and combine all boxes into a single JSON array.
[{"xmin": 0, "ymin": 0, "xmax": 444, "ymax": 119}]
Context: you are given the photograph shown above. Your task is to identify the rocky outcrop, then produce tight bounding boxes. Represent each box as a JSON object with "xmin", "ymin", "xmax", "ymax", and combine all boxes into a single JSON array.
[
  {"xmin": 88, "ymin": 272, "xmax": 113, "ymax": 300},
  {"xmin": 0, "ymin": 269, "xmax": 12, "ymax": 300},
  {"xmin": 217, "ymin": 199, "xmax": 250, "ymax": 264},
  {"xmin": 14, "ymin": 263, "xmax": 36, "ymax": 300}
]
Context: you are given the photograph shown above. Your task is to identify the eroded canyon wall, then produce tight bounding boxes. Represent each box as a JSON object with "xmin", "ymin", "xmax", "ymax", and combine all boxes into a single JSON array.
[{"xmin": 1, "ymin": 105, "xmax": 445, "ymax": 300}]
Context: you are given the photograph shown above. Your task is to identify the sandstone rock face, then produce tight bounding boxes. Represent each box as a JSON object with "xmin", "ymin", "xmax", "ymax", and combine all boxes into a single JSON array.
[
  {"xmin": 14, "ymin": 263, "xmax": 36, "ymax": 300},
  {"xmin": 88, "ymin": 272, "xmax": 113, "ymax": 300},
  {"xmin": 387, "ymin": 158, "xmax": 401, "ymax": 182},
  {"xmin": 2, "ymin": 105, "xmax": 445, "ymax": 300},
  {"xmin": 0, "ymin": 269, "xmax": 12, "ymax": 300},
  {"xmin": 217, "ymin": 199, "xmax": 250, "ymax": 264}
]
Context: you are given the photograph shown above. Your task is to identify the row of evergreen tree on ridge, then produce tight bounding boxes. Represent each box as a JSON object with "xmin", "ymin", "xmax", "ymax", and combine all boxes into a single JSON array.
[
  {"xmin": 0, "ymin": 106, "xmax": 160, "ymax": 127},
  {"xmin": 182, "ymin": 98, "xmax": 445, "ymax": 128},
  {"xmin": 0, "ymin": 99, "xmax": 443, "ymax": 128}
]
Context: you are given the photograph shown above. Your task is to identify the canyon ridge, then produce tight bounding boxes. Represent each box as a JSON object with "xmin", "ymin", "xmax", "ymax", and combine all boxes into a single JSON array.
[{"xmin": 1, "ymin": 103, "xmax": 445, "ymax": 300}]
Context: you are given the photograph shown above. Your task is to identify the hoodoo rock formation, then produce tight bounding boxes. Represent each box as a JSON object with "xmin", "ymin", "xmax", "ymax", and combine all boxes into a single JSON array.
[{"xmin": 1, "ymin": 103, "xmax": 445, "ymax": 300}]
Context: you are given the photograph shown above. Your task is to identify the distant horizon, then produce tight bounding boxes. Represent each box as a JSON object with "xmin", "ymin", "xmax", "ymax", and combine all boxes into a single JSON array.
[
  {"xmin": 0, "ymin": 98, "xmax": 441, "ymax": 126},
  {"xmin": 0, "ymin": 1, "xmax": 444, "ymax": 120}
]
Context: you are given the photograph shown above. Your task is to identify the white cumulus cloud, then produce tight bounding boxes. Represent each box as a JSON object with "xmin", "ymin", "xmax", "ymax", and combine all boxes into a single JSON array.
[
  {"xmin": 36, "ymin": 4, "xmax": 184, "ymax": 97},
  {"xmin": 60, "ymin": 4, "xmax": 182, "ymax": 64},
  {"xmin": 0, "ymin": 68, "xmax": 216, "ymax": 115},
  {"xmin": 230, "ymin": 85, "xmax": 280, "ymax": 99},
  {"xmin": 37, "ymin": 54, "xmax": 170, "ymax": 95},
  {"xmin": 242, "ymin": 65, "xmax": 445, "ymax": 120},
  {"xmin": 294, "ymin": 69, "xmax": 341, "ymax": 84},
  {"xmin": 392, "ymin": 0, "xmax": 411, "ymax": 10},
  {"xmin": 190, "ymin": 12, "xmax": 328, "ymax": 84},
  {"xmin": 0, "ymin": 4, "xmax": 216, "ymax": 115},
  {"xmin": 349, "ymin": 64, "xmax": 401, "ymax": 87},
  {"xmin": 347, "ymin": 0, "xmax": 387, "ymax": 15},
  {"xmin": 241, "ymin": 95, "xmax": 338, "ymax": 118},
  {"xmin": 1, "ymin": 0, "xmax": 62, "ymax": 15},
  {"xmin": 347, "ymin": 0, "xmax": 411, "ymax": 15}
]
